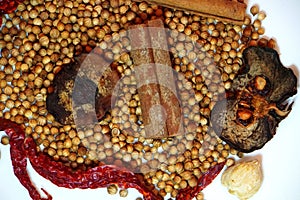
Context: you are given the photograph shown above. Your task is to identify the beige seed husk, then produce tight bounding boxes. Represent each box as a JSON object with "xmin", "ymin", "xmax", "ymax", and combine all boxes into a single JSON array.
[
  {"xmin": 107, "ymin": 184, "xmax": 118, "ymax": 195},
  {"xmin": 119, "ymin": 189, "xmax": 128, "ymax": 197},
  {"xmin": 1, "ymin": 136, "xmax": 10, "ymax": 145},
  {"xmin": 250, "ymin": 5, "xmax": 259, "ymax": 16}
]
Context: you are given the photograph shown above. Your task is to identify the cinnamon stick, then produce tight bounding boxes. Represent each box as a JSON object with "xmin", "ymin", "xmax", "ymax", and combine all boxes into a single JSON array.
[
  {"xmin": 129, "ymin": 19, "xmax": 185, "ymax": 138},
  {"xmin": 147, "ymin": 19, "xmax": 184, "ymax": 137},
  {"xmin": 129, "ymin": 24, "xmax": 169, "ymax": 138},
  {"xmin": 135, "ymin": 0, "xmax": 247, "ymax": 24}
]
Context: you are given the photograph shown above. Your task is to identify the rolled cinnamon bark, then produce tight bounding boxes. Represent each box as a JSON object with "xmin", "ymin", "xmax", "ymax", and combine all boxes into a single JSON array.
[
  {"xmin": 147, "ymin": 19, "xmax": 184, "ymax": 137},
  {"xmin": 129, "ymin": 24, "xmax": 169, "ymax": 138},
  {"xmin": 135, "ymin": 0, "xmax": 247, "ymax": 24}
]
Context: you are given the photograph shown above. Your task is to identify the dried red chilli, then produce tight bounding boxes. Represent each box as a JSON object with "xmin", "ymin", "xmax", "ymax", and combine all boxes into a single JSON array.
[
  {"xmin": 0, "ymin": 118, "xmax": 52, "ymax": 200},
  {"xmin": 0, "ymin": 118, "xmax": 162, "ymax": 200},
  {"xmin": 0, "ymin": 117, "xmax": 224, "ymax": 200},
  {"xmin": 0, "ymin": 0, "xmax": 24, "ymax": 26},
  {"xmin": 176, "ymin": 162, "xmax": 225, "ymax": 200}
]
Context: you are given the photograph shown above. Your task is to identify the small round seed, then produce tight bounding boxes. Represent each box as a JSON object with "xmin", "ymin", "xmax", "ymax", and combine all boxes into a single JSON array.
[
  {"xmin": 250, "ymin": 5, "xmax": 259, "ymax": 16},
  {"xmin": 257, "ymin": 11, "xmax": 266, "ymax": 21},
  {"xmin": 119, "ymin": 189, "xmax": 128, "ymax": 197},
  {"xmin": 107, "ymin": 184, "xmax": 118, "ymax": 195},
  {"xmin": 1, "ymin": 136, "xmax": 10, "ymax": 145}
]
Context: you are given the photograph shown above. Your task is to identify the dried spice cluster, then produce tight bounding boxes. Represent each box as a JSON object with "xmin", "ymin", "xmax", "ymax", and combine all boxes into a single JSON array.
[{"xmin": 0, "ymin": 0, "xmax": 281, "ymax": 199}]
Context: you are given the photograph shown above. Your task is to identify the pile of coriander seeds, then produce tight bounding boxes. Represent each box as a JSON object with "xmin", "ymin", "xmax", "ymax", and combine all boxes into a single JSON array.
[{"xmin": 0, "ymin": 0, "xmax": 273, "ymax": 199}]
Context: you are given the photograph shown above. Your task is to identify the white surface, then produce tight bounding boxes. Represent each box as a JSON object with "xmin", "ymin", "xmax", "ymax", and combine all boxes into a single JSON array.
[{"xmin": 1, "ymin": 0, "xmax": 300, "ymax": 199}]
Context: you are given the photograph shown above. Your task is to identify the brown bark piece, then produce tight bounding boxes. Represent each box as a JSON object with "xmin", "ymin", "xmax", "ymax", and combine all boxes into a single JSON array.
[
  {"xmin": 129, "ymin": 24, "xmax": 168, "ymax": 138},
  {"xmin": 147, "ymin": 19, "xmax": 184, "ymax": 137},
  {"xmin": 135, "ymin": 0, "xmax": 247, "ymax": 24}
]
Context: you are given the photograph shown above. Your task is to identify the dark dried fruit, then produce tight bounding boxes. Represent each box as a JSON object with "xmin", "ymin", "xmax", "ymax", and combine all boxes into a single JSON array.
[
  {"xmin": 46, "ymin": 53, "xmax": 120, "ymax": 126},
  {"xmin": 211, "ymin": 46, "xmax": 298, "ymax": 152}
]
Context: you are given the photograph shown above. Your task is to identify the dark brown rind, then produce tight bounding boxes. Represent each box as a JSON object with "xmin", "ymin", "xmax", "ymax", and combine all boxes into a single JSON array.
[
  {"xmin": 46, "ymin": 61, "xmax": 80, "ymax": 125},
  {"xmin": 46, "ymin": 54, "xmax": 120, "ymax": 125},
  {"xmin": 211, "ymin": 46, "xmax": 298, "ymax": 153},
  {"xmin": 237, "ymin": 47, "xmax": 298, "ymax": 103}
]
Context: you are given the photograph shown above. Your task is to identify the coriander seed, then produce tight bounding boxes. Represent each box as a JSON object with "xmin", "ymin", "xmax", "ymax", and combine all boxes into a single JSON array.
[
  {"xmin": 119, "ymin": 189, "xmax": 128, "ymax": 197},
  {"xmin": 107, "ymin": 184, "xmax": 118, "ymax": 195},
  {"xmin": 250, "ymin": 5, "xmax": 259, "ymax": 16},
  {"xmin": 1, "ymin": 136, "xmax": 10, "ymax": 145}
]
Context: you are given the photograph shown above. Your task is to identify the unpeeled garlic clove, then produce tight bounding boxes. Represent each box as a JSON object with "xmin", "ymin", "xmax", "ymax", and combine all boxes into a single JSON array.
[{"xmin": 221, "ymin": 159, "xmax": 263, "ymax": 200}]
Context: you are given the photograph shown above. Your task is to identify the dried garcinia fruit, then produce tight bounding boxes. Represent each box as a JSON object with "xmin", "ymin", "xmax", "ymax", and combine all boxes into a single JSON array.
[
  {"xmin": 46, "ymin": 53, "xmax": 120, "ymax": 126},
  {"xmin": 211, "ymin": 46, "xmax": 298, "ymax": 152}
]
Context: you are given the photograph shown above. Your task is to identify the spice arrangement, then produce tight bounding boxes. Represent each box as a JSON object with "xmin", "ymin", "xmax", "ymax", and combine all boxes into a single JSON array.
[{"xmin": 0, "ymin": 0, "xmax": 298, "ymax": 200}]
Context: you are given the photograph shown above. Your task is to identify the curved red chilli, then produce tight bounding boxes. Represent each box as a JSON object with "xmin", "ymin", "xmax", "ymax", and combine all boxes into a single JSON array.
[
  {"xmin": 176, "ymin": 161, "xmax": 225, "ymax": 200},
  {"xmin": 25, "ymin": 138, "xmax": 161, "ymax": 199},
  {"xmin": 0, "ymin": 118, "xmax": 162, "ymax": 200},
  {"xmin": 0, "ymin": 118, "xmax": 52, "ymax": 200}
]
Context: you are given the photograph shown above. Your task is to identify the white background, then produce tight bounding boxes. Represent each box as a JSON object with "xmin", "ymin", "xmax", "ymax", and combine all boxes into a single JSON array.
[{"xmin": 1, "ymin": 0, "xmax": 300, "ymax": 199}]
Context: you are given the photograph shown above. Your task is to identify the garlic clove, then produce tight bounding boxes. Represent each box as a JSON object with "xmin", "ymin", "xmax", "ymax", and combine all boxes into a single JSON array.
[{"xmin": 221, "ymin": 159, "xmax": 263, "ymax": 200}]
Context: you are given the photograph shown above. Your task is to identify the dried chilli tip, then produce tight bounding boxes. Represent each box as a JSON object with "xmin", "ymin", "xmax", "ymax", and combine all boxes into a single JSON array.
[
  {"xmin": 176, "ymin": 162, "xmax": 225, "ymax": 200},
  {"xmin": 0, "ymin": 118, "xmax": 163, "ymax": 200}
]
